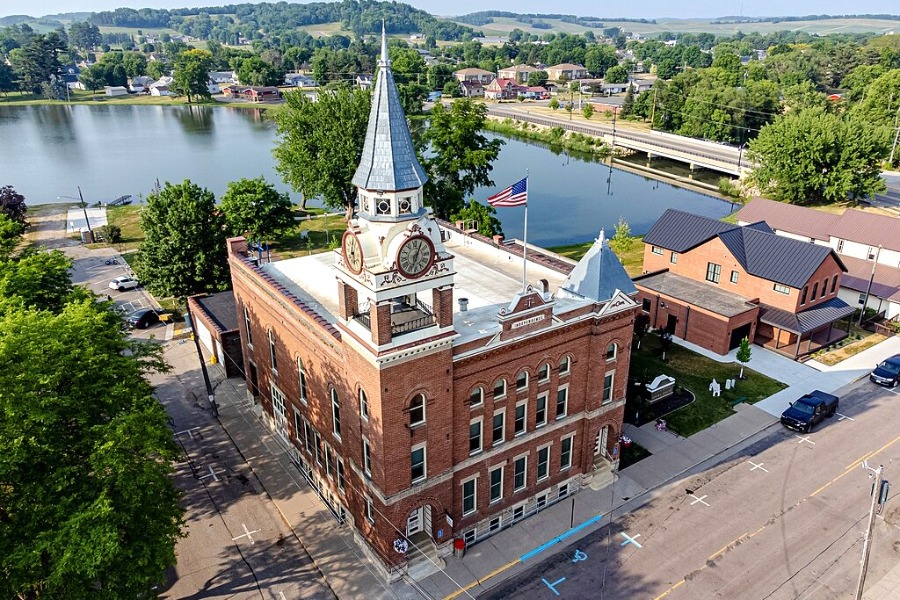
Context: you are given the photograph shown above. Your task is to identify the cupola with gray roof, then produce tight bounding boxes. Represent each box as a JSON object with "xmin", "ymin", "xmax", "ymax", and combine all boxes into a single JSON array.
[
  {"xmin": 351, "ymin": 22, "xmax": 428, "ymax": 196},
  {"xmin": 558, "ymin": 230, "xmax": 637, "ymax": 302}
]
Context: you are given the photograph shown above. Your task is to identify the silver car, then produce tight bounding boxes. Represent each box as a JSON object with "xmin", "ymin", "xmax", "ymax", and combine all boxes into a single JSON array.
[{"xmin": 109, "ymin": 276, "xmax": 139, "ymax": 291}]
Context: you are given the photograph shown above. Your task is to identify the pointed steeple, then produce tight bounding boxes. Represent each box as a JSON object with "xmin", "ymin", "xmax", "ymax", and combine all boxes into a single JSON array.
[
  {"xmin": 559, "ymin": 230, "xmax": 637, "ymax": 302},
  {"xmin": 351, "ymin": 21, "xmax": 428, "ymax": 192}
]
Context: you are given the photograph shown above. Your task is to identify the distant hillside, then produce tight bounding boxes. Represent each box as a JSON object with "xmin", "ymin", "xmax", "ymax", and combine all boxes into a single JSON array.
[{"xmin": 455, "ymin": 11, "xmax": 653, "ymax": 29}]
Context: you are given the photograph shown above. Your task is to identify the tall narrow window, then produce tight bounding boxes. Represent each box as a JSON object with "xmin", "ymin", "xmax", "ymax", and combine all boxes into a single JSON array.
[
  {"xmin": 811, "ymin": 282, "xmax": 818, "ymax": 299},
  {"xmin": 470, "ymin": 386, "xmax": 484, "ymax": 407},
  {"xmin": 303, "ymin": 421, "xmax": 313, "ymax": 454},
  {"xmin": 559, "ymin": 356, "xmax": 571, "ymax": 375},
  {"xmin": 537, "ymin": 446, "xmax": 550, "ymax": 480},
  {"xmin": 730, "ymin": 270, "xmax": 739, "ymax": 284},
  {"xmin": 602, "ymin": 372, "xmax": 614, "ymax": 404},
  {"xmin": 831, "ymin": 275, "xmax": 838, "ymax": 294},
  {"xmin": 606, "ymin": 343, "xmax": 617, "ymax": 361},
  {"xmin": 706, "ymin": 262, "xmax": 721, "ymax": 284},
  {"xmin": 462, "ymin": 478, "xmax": 477, "ymax": 515},
  {"xmin": 315, "ymin": 432, "xmax": 322, "ymax": 466},
  {"xmin": 837, "ymin": 239, "xmax": 844, "ymax": 253},
  {"xmin": 268, "ymin": 329, "xmax": 278, "ymax": 372},
  {"xmin": 359, "ymin": 388, "xmax": 369, "ymax": 421},
  {"xmin": 560, "ymin": 436, "xmax": 573, "ymax": 470},
  {"xmin": 489, "ymin": 466, "xmax": 504, "ymax": 503},
  {"xmin": 821, "ymin": 278, "xmax": 827, "ymax": 298},
  {"xmin": 331, "ymin": 388, "xmax": 341, "ymax": 438},
  {"xmin": 411, "ymin": 444, "xmax": 426, "ymax": 482},
  {"xmin": 297, "ymin": 358, "xmax": 308, "ymax": 403},
  {"xmin": 365, "ymin": 496, "xmax": 375, "ymax": 523},
  {"xmin": 800, "ymin": 286, "xmax": 808, "ymax": 305},
  {"xmin": 492, "ymin": 410, "xmax": 505, "ymax": 446},
  {"xmin": 556, "ymin": 386, "xmax": 568, "ymax": 419},
  {"xmin": 514, "ymin": 456, "xmax": 527, "ymax": 492},
  {"xmin": 670, "ymin": 251, "xmax": 678, "ymax": 264},
  {"xmin": 243, "ymin": 306, "xmax": 253, "ymax": 347},
  {"xmin": 337, "ymin": 459, "xmax": 345, "ymax": 491},
  {"xmin": 494, "ymin": 378, "xmax": 507, "ymax": 399},
  {"xmin": 469, "ymin": 419, "xmax": 483, "ymax": 454},
  {"xmin": 514, "ymin": 402, "xmax": 526, "ymax": 436},
  {"xmin": 538, "ymin": 363, "xmax": 550, "ymax": 382},
  {"xmin": 363, "ymin": 438, "xmax": 372, "ymax": 477},
  {"xmin": 409, "ymin": 394, "xmax": 425, "ymax": 427},
  {"xmin": 516, "ymin": 370, "xmax": 529, "ymax": 391},
  {"xmin": 535, "ymin": 393, "xmax": 548, "ymax": 427}
]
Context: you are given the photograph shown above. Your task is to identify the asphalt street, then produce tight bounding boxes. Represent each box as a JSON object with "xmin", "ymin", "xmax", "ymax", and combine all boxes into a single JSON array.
[{"xmin": 481, "ymin": 381, "xmax": 900, "ymax": 600}]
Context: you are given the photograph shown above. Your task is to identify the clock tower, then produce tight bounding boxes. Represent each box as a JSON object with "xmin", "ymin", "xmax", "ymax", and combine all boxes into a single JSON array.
[{"xmin": 336, "ymin": 23, "xmax": 455, "ymax": 352}]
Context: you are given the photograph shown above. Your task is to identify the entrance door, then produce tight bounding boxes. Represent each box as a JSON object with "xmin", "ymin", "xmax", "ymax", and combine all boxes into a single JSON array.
[
  {"xmin": 248, "ymin": 362, "xmax": 259, "ymax": 398},
  {"xmin": 666, "ymin": 314, "xmax": 678, "ymax": 335},
  {"xmin": 729, "ymin": 323, "xmax": 752, "ymax": 350},
  {"xmin": 406, "ymin": 507, "xmax": 423, "ymax": 537},
  {"xmin": 594, "ymin": 426, "xmax": 609, "ymax": 458},
  {"xmin": 272, "ymin": 385, "xmax": 288, "ymax": 442}
]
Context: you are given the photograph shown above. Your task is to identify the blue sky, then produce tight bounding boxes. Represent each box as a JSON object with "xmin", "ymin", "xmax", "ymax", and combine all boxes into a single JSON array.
[{"xmin": 4, "ymin": 0, "xmax": 898, "ymax": 20}]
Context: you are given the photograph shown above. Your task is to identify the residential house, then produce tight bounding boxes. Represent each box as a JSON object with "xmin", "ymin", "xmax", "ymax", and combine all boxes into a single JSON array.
[
  {"xmin": 104, "ymin": 85, "xmax": 128, "ymax": 97},
  {"xmin": 149, "ymin": 76, "xmax": 173, "ymax": 96},
  {"xmin": 522, "ymin": 86, "xmax": 549, "ymax": 100},
  {"xmin": 209, "ymin": 70, "xmax": 238, "ymax": 84},
  {"xmin": 227, "ymin": 31, "xmax": 635, "ymax": 581},
  {"xmin": 484, "ymin": 78, "xmax": 521, "ymax": 100},
  {"xmin": 207, "ymin": 79, "xmax": 221, "ymax": 94},
  {"xmin": 736, "ymin": 197, "xmax": 900, "ymax": 321},
  {"xmin": 458, "ymin": 80, "xmax": 485, "ymax": 98},
  {"xmin": 128, "ymin": 75, "xmax": 154, "ymax": 93},
  {"xmin": 634, "ymin": 209, "xmax": 853, "ymax": 359},
  {"xmin": 453, "ymin": 67, "xmax": 495, "ymax": 84},
  {"xmin": 59, "ymin": 65, "xmax": 81, "ymax": 89},
  {"xmin": 356, "ymin": 74, "xmax": 373, "ymax": 90},
  {"xmin": 498, "ymin": 64, "xmax": 540, "ymax": 83},
  {"xmin": 546, "ymin": 63, "xmax": 588, "ymax": 81},
  {"xmin": 284, "ymin": 72, "xmax": 317, "ymax": 87}
]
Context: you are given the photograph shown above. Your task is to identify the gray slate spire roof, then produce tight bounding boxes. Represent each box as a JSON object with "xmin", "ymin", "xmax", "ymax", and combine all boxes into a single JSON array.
[
  {"xmin": 351, "ymin": 23, "xmax": 428, "ymax": 192},
  {"xmin": 559, "ymin": 230, "xmax": 637, "ymax": 302}
]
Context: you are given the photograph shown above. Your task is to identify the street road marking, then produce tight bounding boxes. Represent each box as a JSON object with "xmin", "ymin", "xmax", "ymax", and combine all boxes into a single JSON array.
[
  {"xmin": 620, "ymin": 532, "xmax": 643, "ymax": 548},
  {"xmin": 748, "ymin": 461, "xmax": 769, "ymax": 473},
  {"xmin": 572, "ymin": 549, "xmax": 588, "ymax": 563},
  {"xmin": 654, "ymin": 580, "xmax": 685, "ymax": 599},
  {"xmin": 279, "ymin": 593, "xmax": 286, "ymax": 600},
  {"xmin": 175, "ymin": 426, "xmax": 201, "ymax": 440},
  {"xmin": 690, "ymin": 494, "xmax": 710, "ymax": 506},
  {"xmin": 199, "ymin": 465, "xmax": 226, "ymax": 482},
  {"xmin": 796, "ymin": 435, "xmax": 815, "ymax": 446},
  {"xmin": 232, "ymin": 523, "xmax": 261, "ymax": 545},
  {"xmin": 443, "ymin": 560, "xmax": 520, "ymax": 600},
  {"xmin": 814, "ymin": 433, "xmax": 900, "ymax": 497},
  {"xmin": 836, "ymin": 412, "xmax": 854, "ymax": 421},
  {"xmin": 542, "ymin": 577, "xmax": 566, "ymax": 596},
  {"xmin": 519, "ymin": 513, "xmax": 604, "ymax": 561}
]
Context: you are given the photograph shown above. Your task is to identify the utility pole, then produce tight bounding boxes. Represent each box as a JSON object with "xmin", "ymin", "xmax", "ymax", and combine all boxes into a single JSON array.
[
  {"xmin": 77, "ymin": 186, "xmax": 93, "ymax": 237},
  {"xmin": 187, "ymin": 305, "xmax": 218, "ymax": 417},
  {"xmin": 856, "ymin": 462, "xmax": 885, "ymax": 600},
  {"xmin": 859, "ymin": 245, "xmax": 881, "ymax": 325},
  {"xmin": 649, "ymin": 86, "xmax": 658, "ymax": 130}
]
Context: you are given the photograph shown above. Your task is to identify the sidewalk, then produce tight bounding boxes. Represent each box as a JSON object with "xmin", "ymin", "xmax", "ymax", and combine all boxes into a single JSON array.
[{"xmin": 190, "ymin": 332, "xmax": 900, "ymax": 600}]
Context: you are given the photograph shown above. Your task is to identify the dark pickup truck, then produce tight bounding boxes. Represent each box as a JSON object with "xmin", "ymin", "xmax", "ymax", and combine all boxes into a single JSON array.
[{"xmin": 780, "ymin": 390, "xmax": 839, "ymax": 433}]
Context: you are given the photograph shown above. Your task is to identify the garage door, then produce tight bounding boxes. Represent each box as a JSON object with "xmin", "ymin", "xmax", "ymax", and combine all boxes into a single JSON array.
[
  {"xmin": 729, "ymin": 323, "xmax": 752, "ymax": 350},
  {"xmin": 195, "ymin": 319, "xmax": 214, "ymax": 357}
]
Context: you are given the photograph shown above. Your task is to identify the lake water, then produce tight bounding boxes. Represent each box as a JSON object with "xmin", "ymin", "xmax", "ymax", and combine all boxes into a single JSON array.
[{"xmin": 0, "ymin": 104, "xmax": 734, "ymax": 247}]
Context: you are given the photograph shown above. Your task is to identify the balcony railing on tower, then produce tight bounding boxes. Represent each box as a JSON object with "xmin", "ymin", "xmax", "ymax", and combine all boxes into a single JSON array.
[{"xmin": 352, "ymin": 298, "xmax": 436, "ymax": 335}]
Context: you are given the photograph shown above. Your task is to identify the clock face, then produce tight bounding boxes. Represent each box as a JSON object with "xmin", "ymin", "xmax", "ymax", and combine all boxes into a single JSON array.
[
  {"xmin": 397, "ymin": 236, "xmax": 435, "ymax": 279},
  {"xmin": 341, "ymin": 231, "xmax": 364, "ymax": 274}
]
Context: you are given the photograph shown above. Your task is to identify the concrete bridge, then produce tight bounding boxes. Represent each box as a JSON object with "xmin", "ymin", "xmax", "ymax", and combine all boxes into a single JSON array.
[{"xmin": 487, "ymin": 105, "xmax": 750, "ymax": 177}]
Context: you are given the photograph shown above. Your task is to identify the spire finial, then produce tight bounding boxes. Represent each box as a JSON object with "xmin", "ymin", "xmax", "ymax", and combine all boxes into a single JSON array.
[
  {"xmin": 598, "ymin": 229, "xmax": 605, "ymax": 246},
  {"xmin": 379, "ymin": 20, "xmax": 390, "ymax": 68}
]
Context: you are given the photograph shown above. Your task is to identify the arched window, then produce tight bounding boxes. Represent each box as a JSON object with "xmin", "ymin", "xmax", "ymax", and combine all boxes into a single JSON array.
[
  {"xmin": 538, "ymin": 363, "xmax": 551, "ymax": 382},
  {"xmin": 297, "ymin": 357, "xmax": 308, "ymax": 403},
  {"xmin": 470, "ymin": 386, "xmax": 484, "ymax": 407},
  {"xmin": 494, "ymin": 378, "xmax": 507, "ymax": 399},
  {"xmin": 606, "ymin": 343, "xmax": 617, "ymax": 361},
  {"xmin": 516, "ymin": 369, "xmax": 529, "ymax": 390},
  {"xmin": 409, "ymin": 394, "xmax": 426, "ymax": 426},
  {"xmin": 268, "ymin": 329, "xmax": 278, "ymax": 372},
  {"xmin": 359, "ymin": 387, "xmax": 369, "ymax": 421},
  {"xmin": 559, "ymin": 355, "xmax": 571, "ymax": 375}
]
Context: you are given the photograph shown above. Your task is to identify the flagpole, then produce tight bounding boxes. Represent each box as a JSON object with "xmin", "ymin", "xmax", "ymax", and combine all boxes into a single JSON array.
[{"xmin": 522, "ymin": 174, "xmax": 528, "ymax": 293}]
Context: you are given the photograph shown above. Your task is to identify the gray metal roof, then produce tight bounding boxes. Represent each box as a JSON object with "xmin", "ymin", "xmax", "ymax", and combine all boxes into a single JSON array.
[
  {"xmin": 759, "ymin": 298, "xmax": 854, "ymax": 334},
  {"xmin": 559, "ymin": 231, "xmax": 637, "ymax": 302},
  {"xmin": 642, "ymin": 209, "xmax": 735, "ymax": 252},
  {"xmin": 351, "ymin": 25, "xmax": 428, "ymax": 192},
  {"xmin": 646, "ymin": 209, "xmax": 843, "ymax": 289}
]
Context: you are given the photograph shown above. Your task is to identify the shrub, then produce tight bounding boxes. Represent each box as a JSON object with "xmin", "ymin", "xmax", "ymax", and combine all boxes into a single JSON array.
[{"xmin": 94, "ymin": 224, "xmax": 122, "ymax": 243}]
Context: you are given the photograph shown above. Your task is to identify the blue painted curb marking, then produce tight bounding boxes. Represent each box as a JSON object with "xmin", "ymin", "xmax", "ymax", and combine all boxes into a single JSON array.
[{"xmin": 520, "ymin": 513, "xmax": 604, "ymax": 562}]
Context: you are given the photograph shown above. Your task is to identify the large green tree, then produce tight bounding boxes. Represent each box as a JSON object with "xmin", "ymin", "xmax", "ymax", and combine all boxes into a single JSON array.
[
  {"xmin": 220, "ymin": 177, "xmax": 294, "ymax": 240},
  {"xmin": 421, "ymin": 99, "xmax": 504, "ymax": 219},
  {"xmin": 273, "ymin": 87, "xmax": 371, "ymax": 217},
  {"xmin": 171, "ymin": 48, "xmax": 213, "ymax": 103},
  {"xmin": 450, "ymin": 199, "xmax": 503, "ymax": 237},
  {"xmin": 8, "ymin": 33, "xmax": 65, "ymax": 94},
  {"xmin": 749, "ymin": 108, "xmax": 889, "ymax": 204},
  {"xmin": 236, "ymin": 56, "xmax": 281, "ymax": 87},
  {"xmin": 135, "ymin": 180, "xmax": 230, "ymax": 298}
]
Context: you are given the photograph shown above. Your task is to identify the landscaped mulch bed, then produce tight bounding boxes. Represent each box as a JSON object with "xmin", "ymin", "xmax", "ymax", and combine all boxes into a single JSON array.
[{"xmin": 626, "ymin": 389, "xmax": 695, "ymax": 427}]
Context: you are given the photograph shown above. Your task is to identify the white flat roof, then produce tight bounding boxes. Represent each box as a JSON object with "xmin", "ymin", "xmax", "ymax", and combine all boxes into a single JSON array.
[{"xmin": 264, "ymin": 232, "xmax": 587, "ymax": 345}]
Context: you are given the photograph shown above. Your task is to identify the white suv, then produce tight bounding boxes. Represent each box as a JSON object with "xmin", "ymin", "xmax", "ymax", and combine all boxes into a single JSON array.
[{"xmin": 109, "ymin": 276, "xmax": 140, "ymax": 291}]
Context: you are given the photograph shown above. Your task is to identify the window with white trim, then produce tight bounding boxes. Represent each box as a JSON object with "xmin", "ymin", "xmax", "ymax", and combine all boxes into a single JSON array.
[
  {"xmin": 469, "ymin": 419, "xmax": 483, "ymax": 454},
  {"xmin": 830, "ymin": 275, "xmax": 838, "ymax": 294},
  {"xmin": 602, "ymin": 372, "xmax": 614, "ymax": 405},
  {"xmin": 489, "ymin": 516, "xmax": 502, "ymax": 533},
  {"xmin": 670, "ymin": 251, "xmax": 678, "ymax": 264},
  {"xmin": 514, "ymin": 455, "xmax": 527, "ymax": 492},
  {"xmin": 514, "ymin": 401, "xmax": 526, "ymax": 436},
  {"xmin": 606, "ymin": 343, "xmax": 617, "ymax": 361},
  {"xmin": 538, "ymin": 363, "xmax": 550, "ymax": 382},
  {"xmin": 268, "ymin": 329, "xmax": 278, "ymax": 372},
  {"xmin": 556, "ymin": 386, "xmax": 568, "ymax": 419},
  {"xmin": 773, "ymin": 283, "xmax": 790, "ymax": 295},
  {"xmin": 494, "ymin": 378, "xmax": 507, "ymax": 399},
  {"xmin": 730, "ymin": 270, "xmax": 739, "ymax": 284},
  {"xmin": 516, "ymin": 370, "xmax": 528, "ymax": 391},
  {"xmin": 560, "ymin": 435, "xmax": 574, "ymax": 470},
  {"xmin": 537, "ymin": 445, "xmax": 550, "ymax": 481},
  {"xmin": 463, "ymin": 528, "xmax": 477, "ymax": 546},
  {"xmin": 243, "ymin": 306, "xmax": 253, "ymax": 347},
  {"xmin": 651, "ymin": 245, "xmax": 663, "ymax": 255},
  {"xmin": 559, "ymin": 356, "xmax": 571, "ymax": 376},
  {"xmin": 337, "ymin": 458, "xmax": 345, "ymax": 491},
  {"xmin": 462, "ymin": 478, "xmax": 477, "ymax": 515},
  {"xmin": 706, "ymin": 262, "xmax": 721, "ymax": 284},
  {"xmin": 409, "ymin": 393, "xmax": 425, "ymax": 427},
  {"xmin": 535, "ymin": 393, "xmax": 548, "ymax": 427},
  {"xmin": 489, "ymin": 465, "xmax": 504, "ymax": 503},
  {"xmin": 297, "ymin": 358, "xmax": 308, "ymax": 403},
  {"xmin": 331, "ymin": 387, "xmax": 341, "ymax": 438},
  {"xmin": 837, "ymin": 239, "xmax": 844, "ymax": 253},
  {"xmin": 303, "ymin": 421, "xmax": 313, "ymax": 455},
  {"xmin": 558, "ymin": 483, "xmax": 569, "ymax": 498},
  {"xmin": 513, "ymin": 505, "xmax": 524, "ymax": 521},
  {"xmin": 470, "ymin": 386, "xmax": 484, "ymax": 407},
  {"xmin": 411, "ymin": 444, "xmax": 427, "ymax": 482},
  {"xmin": 293, "ymin": 407, "xmax": 303, "ymax": 443},
  {"xmin": 359, "ymin": 388, "xmax": 369, "ymax": 421},
  {"xmin": 314, "ymin": 432, "xmax": 322, "ymax": 466},
  {"xmin": 324, "ymin": 444, "xmax": 332, "ymax": 479},
  {"xmin": 536, "ymin": 494, "xmax": 547, "ymax": 510},
  {"xmin": 365, "ymin": 496, "xmax": 375, "ymax": 523},
  {"xmin": 492, "ymin": 410, "xmax": 505, "ymax": 446},
  {"xmin": 362, "ymin": 438, "xmax": 372, "ymax": 477}
]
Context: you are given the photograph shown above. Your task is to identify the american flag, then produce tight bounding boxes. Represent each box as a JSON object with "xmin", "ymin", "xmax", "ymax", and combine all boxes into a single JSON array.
[{"xmin": 487, "ymin": 177, "xmax": 528, "ymax": 207}]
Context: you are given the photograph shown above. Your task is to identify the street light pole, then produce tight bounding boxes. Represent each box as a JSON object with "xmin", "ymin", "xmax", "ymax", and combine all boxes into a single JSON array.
[
  {"xmin": 77, "ymin": 186, "xmax": 93, "ymax": 236},
  {"xmin": 855, "ymin": 462, "xmax": 885, "ymax": 600}
]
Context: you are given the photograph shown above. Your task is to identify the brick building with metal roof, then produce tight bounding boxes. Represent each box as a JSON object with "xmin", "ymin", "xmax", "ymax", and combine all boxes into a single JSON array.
[{"xmin": 635, "ymin": 209, "xmax": 854, "ymax": 359}]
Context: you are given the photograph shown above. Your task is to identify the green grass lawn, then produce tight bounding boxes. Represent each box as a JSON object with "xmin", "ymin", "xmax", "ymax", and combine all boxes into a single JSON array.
[
  {"xmin": 101, "ymin": 205, "xmax": 144, "ymax": 251},
  {"xmin": 629, "ymin": 334, "xmax": 786, "ymax": 437},
  {"xmin": 271, "ymin": 211, "xmax": 347, "ymax": 259},
  {"xmin": 548, "ymin": 237, "xmax": 644, "ymax": 277}
]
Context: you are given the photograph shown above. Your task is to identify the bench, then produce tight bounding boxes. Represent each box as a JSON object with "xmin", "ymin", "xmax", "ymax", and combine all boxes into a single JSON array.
[{"xmin": 731, "ymin": 396, "xmax": 747, "ymax": 407}]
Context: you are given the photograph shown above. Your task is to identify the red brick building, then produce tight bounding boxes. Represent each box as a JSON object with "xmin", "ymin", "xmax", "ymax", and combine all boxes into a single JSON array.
[
  {"xmin": 634, "ymin": 210, "xmax": 853, "ymax": 359},
  {"xmin": 227, "ymin": 29, "xmax": 638, "ymax": 581}
]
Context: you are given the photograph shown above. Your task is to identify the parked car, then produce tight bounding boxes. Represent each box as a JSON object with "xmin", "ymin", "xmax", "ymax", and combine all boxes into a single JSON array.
[
  {"xmin": 780, "ymin": 390, "xmax": 839, "ymax": 433},
  {"xmin": 109, "ymin": 275, "xmax": 139, "ymax": 291},
  {"xmin": 870, "ymin": 354, "xmax": 900, "ymax": 388},
  {"xmin": 127, "ymin": 308, "xmax": 160, "ymax": 329}
]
